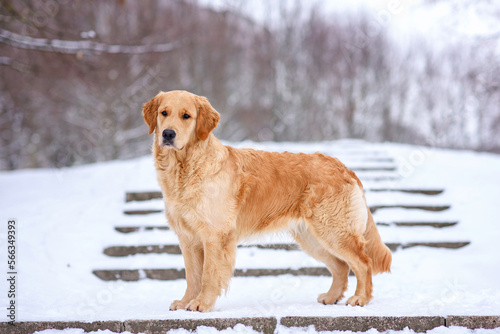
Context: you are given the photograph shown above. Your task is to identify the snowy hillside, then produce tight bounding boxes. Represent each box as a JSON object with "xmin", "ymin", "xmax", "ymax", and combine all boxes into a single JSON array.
[{"xmin": 1, "ymin": 141, "xmax": 500, "ymax": 324}]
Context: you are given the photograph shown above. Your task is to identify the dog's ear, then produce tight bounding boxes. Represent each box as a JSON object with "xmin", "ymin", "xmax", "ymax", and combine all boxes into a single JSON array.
[
  {"xmin": 196, "ymin": 96, "xmax": 220, "ymax": 141},
  {"xmin": 142, "ymin": 95, "xmax": 160, "ymax": 135}
]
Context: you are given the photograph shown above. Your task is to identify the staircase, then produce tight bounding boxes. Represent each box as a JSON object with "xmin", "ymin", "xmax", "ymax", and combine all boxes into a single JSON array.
[
  {"xmin": 93, "ymin": 145, "xmax": 468, "ymax": 282},
  {"xmin": 85, "ymin": 143, "xmax": 483, "ymax": 333}
]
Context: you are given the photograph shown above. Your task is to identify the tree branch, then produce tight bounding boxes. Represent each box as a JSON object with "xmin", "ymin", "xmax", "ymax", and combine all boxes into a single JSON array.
[{"xmin": 0, "ymin": 29, "xmax": 181, "ymax": 55}]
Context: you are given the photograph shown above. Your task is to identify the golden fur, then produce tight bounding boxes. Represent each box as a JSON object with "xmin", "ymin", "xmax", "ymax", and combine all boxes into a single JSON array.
[{"xmin": 142, "ymin": 90, "xmax": 392, "ymax": 312}]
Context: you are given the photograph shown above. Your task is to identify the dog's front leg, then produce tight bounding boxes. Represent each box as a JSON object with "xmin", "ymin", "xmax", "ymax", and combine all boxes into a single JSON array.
[
  {"xmin": 186, "ymin": 230, "xmax": 237, "ymax": 312},
  {"xmin": 170, "ymin": 236, "xmax": 204, "ymax": 311}
]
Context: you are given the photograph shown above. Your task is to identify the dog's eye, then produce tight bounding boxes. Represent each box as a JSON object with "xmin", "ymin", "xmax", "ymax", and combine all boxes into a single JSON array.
[
  {"xmin": 182, "ymin": 113, "xmax": 191, "ymax": 120},
  {"xmin": 161, "ymin": 111, "xmax": 167, "ymax": 116}
]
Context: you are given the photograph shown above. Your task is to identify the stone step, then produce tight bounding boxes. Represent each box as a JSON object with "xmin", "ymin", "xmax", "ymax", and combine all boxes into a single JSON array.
[
  {"xmin": 92, "ymin": 267, "xmax": 333, "ymax": 281},
  {"xmin": 369, "ymin": 204, "xmax": 450, "ymax": 214},
  {"xmin": 4, "ymin": 316, "xmax": 499, "ymax": 334},
  {"xmin": 114, "ymin": 220, "xmax": 458, "ymax": 234},
  {"xmin": 101, "ymin": 241, "xmax": 470, "ymax": 258},
  {"xmin": 351, "ymin": 166, "xmax": 397, "ymax": 172},
  {"xmin": 280, "ymin": 316, "xmax": 500, "ymax": 333},
  {"xmin": 93, "ymin": 237, "xmax": 469, "ymax": 281},
  {"xmin": 126, "ymin": 191, "xmax": 163, "ymax": 202},
  {"xmin": 125, "ymin": 189, "xmax": 445, "ymax": 202},
  {"xmin": 94, "ymin": 245, "xmax": 469, "ymax": 281},
  {"xmin": 123, "ymin": 209, "xmax": 162, "ymax": 215},
  {"xmin": 352, "ymin": 157, "xmax": 395, "ymax": 163},
  {"xmin": 123, "ymin": 204, "xmax": 451, "ymax": 216},
  {"xmin": 368, "ymin": 189, "xmax": 444, "ymax": 195},
  {"xmin": 115, "ymin": 226, "xmax": 170, "ymax": 233},
  {"xmin": 321, "ymin": 149, "xmax": 392, "ymax": 156},
  {"xmin": 378, "ymin": 221, "xmax": 458, "ymax": 228}
]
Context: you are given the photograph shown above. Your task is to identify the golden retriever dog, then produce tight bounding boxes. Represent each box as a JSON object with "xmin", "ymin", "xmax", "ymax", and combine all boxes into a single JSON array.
[{"xmin": 142, "ymin": 90, "xmax": 392, "ymax": 312}]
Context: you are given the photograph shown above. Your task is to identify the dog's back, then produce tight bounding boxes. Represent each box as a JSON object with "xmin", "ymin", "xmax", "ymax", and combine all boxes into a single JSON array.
[{"xmin": 228, "ymin": 148, "xmax": 364, "ymax": 233}]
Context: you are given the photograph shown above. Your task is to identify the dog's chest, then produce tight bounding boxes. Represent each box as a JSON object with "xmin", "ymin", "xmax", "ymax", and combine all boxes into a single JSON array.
[
  {"xmin": 157, "ymin": 167, "xmax": 236, "ymax": 230},
  {"xmin": 157, "ymin": 165, "xmax": 202, "ymax": 201}
]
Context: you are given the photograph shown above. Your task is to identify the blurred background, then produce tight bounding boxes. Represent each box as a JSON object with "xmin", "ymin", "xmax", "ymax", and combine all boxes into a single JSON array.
[{"xmin": 1, "ymin": 0, "xmax": 499, "ymax": 170}]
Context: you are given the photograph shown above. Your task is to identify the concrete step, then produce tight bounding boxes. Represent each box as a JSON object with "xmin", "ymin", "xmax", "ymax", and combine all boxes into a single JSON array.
[
  {"xmin": 368, "ymin": 189, "xmax": 444, "ymax": 195},
  {"xmin": 351, "ymin": 157, "xmax": 395, "ymax": 163},
  {"xmin": 101, "ymin": 241, "xmax": 470, "ymax": 257},
  {"xmin": 124, "ymin": 209, "xmax": 162, "ymax": 215},
  {"xmin": 93, "ymin": 240, "xmax": 470, "ymax": 281},
  {"xmin": 126, "ymin": 191, "xmax": 162, "ymax": 202},
  {"xmin": 351, "ymin": 166, "xmax": 397, "ymax": 172},
  {"xmin": 92, "ymin": 267, "xmax": 333, "ymax": 281},
  {"xmin": 123, "ymin": 204, "xmax": 452, "ymax": 216},
  {"xmin": 125, "ymin": 188, "xmax": 445, "ymax": 202},
  {"xmin": 378, "ymin": 221, "xmax": 458, "ymax": 228},
  {"xmin": 115, "ymin": 226, "xmax": 170, "ymax": 233},
  {"xmin": 369, "ymin": 204, "xmax": 450, "ymax": 214},
  {"xmin": 5, "ymin": 315, "xmax": 498, "ymax": 334},
  {"xmin": 113, "ymin": 220, "xmax": 458, "ymax": 233}
]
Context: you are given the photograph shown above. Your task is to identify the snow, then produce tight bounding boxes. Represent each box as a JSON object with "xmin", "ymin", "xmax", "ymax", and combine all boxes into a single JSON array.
[{"xmin": 1, "ymin": 141, "xmax": 500, "ymax": 327}]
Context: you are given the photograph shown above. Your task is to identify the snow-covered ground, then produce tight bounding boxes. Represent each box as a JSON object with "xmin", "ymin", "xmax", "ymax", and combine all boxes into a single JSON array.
[{"xmin": 1, "ymin": 141, "xmax": 500, "ymax": 329}]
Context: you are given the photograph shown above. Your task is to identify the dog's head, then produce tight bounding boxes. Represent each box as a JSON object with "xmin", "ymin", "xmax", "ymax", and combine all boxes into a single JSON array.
[{"xmin": 142, "ymin": 90, "xmax": 220, "ymax": 150}]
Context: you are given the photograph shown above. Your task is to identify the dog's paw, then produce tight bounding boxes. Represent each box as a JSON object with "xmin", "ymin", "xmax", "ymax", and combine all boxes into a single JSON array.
[
  {"xmin": 345, "ymin": 295, "xmax": 371, "ymax": 306},
  {"xmin": 185, "ymin": 298, "xmax": 214, "ymax": 312},
  {"xmin": 317, "ymin": 292, "xmax": 343, "ymax": 305},
  {"xmin": 169, "ymin": 299, "xmax": 189, "ymax": 311}
]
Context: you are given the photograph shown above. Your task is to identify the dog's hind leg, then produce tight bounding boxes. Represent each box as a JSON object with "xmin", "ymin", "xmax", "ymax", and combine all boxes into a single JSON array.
[
  {"xmin": 307, "ymin": 220, "xmax": 373, "ymax": 306},
  {"xmin": 292, "ymin": 227, "xmax": 350, "ymax": 304},
  {"xmin": 335, "ymin": 233, "xmax": 373, "ymax": 306},
  {"xmin": 306, "ymin": 187, "xmax": 374, "ymax": 306}
]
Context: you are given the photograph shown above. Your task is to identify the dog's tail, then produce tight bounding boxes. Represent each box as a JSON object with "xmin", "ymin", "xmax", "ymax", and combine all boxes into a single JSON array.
[{"xmin": 364, "ymin": 209, "xmax": 392, "ymax": 274}]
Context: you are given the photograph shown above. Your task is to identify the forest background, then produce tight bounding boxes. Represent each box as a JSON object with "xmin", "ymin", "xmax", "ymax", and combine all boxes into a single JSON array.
[{"xmin": 1, "ymin": 0, "xmax": 499, "ymax": 170}]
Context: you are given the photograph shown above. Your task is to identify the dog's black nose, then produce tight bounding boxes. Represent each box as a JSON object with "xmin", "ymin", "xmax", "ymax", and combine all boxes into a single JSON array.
[{"xmin": 162, "ymin": 129, "xmax": 176, "ymax": 141}]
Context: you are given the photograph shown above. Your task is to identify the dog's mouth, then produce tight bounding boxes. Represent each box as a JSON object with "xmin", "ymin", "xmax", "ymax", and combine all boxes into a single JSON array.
[{"xmin": 161, "ymin": 141, "xmax": 184, "ymax": 151}]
